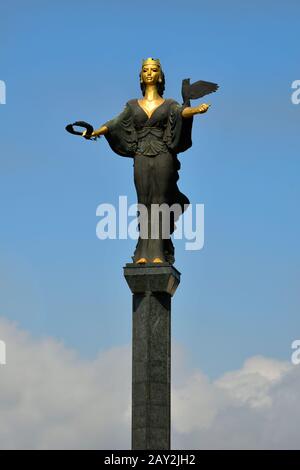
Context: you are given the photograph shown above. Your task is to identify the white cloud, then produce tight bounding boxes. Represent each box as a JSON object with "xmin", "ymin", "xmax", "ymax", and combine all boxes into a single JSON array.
[
  {"xmin": 172, "ymin": 355, "xmax": 300, "ymax": 449},
  {"xmin": 0, "ymin": 317, "xmax": 300, "ymax": 449},
  {"xmin": 0, "ymin": 317, "xmax": 131, "ymax": 449},
  {"xmin": 215, "ymin": 356, "xmax": 291, "ymax": 408}
]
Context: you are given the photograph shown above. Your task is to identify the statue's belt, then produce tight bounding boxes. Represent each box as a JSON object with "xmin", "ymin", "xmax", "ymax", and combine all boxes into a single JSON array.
[
  {"xmin": 136, "ymin": 127, "xmax": 165, "ymax": 139},
  {"xmin": 135, "ymin": 127, "xmax": 169, "ymax": 156}
]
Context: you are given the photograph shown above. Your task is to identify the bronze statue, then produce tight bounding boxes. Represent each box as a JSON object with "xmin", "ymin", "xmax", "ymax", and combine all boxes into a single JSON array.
[{"xmin": 66, "ymin": 58, "xmax": 218, "ymax": 264}]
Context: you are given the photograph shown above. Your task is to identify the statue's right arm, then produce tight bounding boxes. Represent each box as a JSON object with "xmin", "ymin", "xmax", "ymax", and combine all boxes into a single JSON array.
[
  {"xmin": 83, "ymin": 102, "xmax": 131, "ymax": 139},
  {"xmin": 82, "ymin": 125, "xmax": 108, "ymax": 138},
  {"xmin": 91, "ymin": 125, "xmax": 108, "ymax": 137}
]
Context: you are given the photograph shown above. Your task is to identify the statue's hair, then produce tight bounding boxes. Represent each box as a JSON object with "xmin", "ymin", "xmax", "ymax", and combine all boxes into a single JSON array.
[{"xmin": 139, "ymin": 69, "xmax": 166, "ymax": 97}]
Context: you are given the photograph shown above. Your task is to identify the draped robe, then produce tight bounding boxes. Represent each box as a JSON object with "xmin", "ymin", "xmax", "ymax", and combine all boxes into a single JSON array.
[{"xmin": 103, "ymin": 98, "xmax": 193, "ymax": 264}]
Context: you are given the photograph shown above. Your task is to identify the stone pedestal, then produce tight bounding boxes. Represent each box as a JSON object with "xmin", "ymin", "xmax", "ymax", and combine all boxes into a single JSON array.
[{"xmin": 123, "ymin": 262, "xmax": 181, "ymax": 450}]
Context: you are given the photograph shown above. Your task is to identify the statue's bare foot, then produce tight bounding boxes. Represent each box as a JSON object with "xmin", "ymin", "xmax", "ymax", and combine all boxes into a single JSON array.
[
  {"xmin": 136, "ymin": 258, "xmax": 147, "ymax": 264},
  {"xmin": 152, "ymin": 258, "xmax": 164, "ymax": 263}
]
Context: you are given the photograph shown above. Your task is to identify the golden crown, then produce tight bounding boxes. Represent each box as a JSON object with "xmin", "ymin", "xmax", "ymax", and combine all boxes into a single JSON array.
[{"xmin": 142, "ymin": 57, "xmax": 161, "ymax": 68}]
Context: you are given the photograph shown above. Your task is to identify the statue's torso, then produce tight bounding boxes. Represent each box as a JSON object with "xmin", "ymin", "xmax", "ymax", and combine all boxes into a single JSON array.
[{"xmin": 127, "ymin": 99, "xmax": 174, "ymax": 157}]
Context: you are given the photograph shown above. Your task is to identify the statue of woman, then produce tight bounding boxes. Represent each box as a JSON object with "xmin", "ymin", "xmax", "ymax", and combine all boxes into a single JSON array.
[{"xmin": 81, "ymin": 58, "xmax": 216, "ymax": 264}]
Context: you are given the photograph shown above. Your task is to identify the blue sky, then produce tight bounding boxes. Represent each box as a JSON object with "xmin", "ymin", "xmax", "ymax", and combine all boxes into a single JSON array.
[{"xmin": 0, "ymin": 0, "xmax": 299, "ymax": 380}]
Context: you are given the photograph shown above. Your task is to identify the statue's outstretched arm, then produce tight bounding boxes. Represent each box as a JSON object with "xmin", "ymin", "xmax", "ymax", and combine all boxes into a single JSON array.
[
  {"xmin": 181, "ymin": 78, "xmax": 218, "ymax": 119},
  {"xmin": 82, "ymin": 125, "xmax": 108, "ymax": 139},
  {"xmin": 182, "ymin": 103, "xmax": 211, "ymax": 119}
]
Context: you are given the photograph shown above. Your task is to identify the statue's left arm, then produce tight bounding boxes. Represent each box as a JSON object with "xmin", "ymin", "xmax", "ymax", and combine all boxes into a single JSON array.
[{"xmin": 182, "ymin": 103, "xmax": 210, "ymax": 118}]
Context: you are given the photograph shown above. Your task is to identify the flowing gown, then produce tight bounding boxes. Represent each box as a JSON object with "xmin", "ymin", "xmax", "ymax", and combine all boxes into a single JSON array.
[{"xmin": 103, "ymin": 98, "xmax": 193, "ymax": 264}]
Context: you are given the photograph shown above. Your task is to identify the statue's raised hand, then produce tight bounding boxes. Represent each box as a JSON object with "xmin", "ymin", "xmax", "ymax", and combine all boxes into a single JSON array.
[
  {"xmin": 196, "ymin": 103, "xmax": 211, "ymax": 114},
  {"xmin": 82, "ymin": 130, "xmax": 90, "ymax": 139}
]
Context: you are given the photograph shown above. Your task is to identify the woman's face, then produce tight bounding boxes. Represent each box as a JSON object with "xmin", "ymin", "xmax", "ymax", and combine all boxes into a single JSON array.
[{"xmin": 141, "ymin": 64, "xmax": 161, "ymax": 85}]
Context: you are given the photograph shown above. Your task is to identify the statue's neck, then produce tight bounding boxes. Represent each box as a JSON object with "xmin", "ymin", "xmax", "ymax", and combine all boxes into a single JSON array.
[{"xmin": 144, "ymin": 85, "xmax": 160, "ymax": 101}]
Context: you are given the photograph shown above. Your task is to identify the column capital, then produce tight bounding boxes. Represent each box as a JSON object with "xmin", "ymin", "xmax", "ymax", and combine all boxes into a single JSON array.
[{"xmin": 123, "ymin": 263, "xmax": 181, "ymax": 297}]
